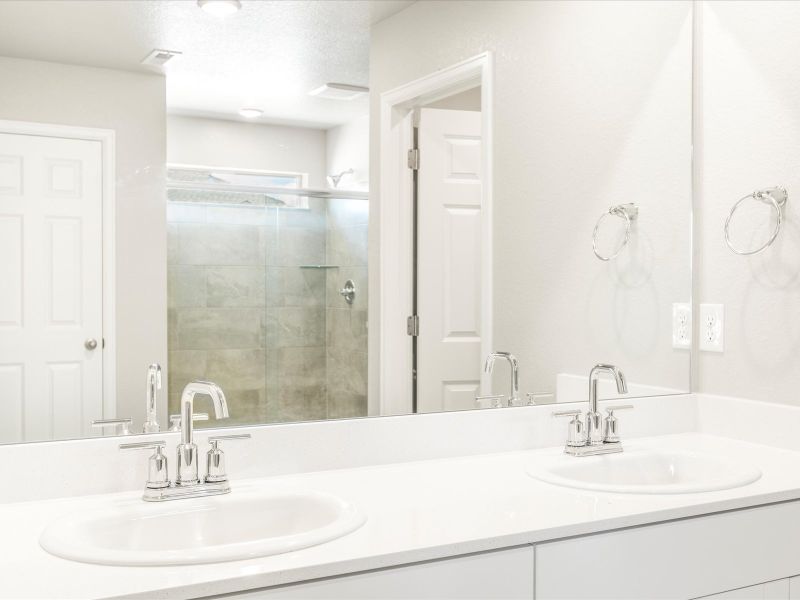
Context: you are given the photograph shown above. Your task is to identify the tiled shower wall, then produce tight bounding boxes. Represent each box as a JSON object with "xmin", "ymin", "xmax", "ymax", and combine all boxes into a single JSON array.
[
  {"xmin": 325, "ymin": 198, "xmax": 369, "ymax": 418},
  {"xmin": 167, "ymin": 195, "xmax": 368, "ymax": 426}
]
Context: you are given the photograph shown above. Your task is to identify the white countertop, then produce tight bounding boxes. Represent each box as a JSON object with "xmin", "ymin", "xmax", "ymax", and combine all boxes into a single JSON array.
[{"xmin": 4, "ymin": 432, "xmax": 800, "ymax": 600}]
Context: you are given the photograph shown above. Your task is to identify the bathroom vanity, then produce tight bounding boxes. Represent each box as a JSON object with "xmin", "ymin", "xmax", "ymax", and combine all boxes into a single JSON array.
[{"xmin": 3, "ymin": 395, "xmax": 800, "ymax": 600}]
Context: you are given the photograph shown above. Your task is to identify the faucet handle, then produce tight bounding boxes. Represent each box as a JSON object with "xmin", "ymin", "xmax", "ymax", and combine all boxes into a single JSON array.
[
  {"xmin": 604, "ymin": 405, "xmax": 634, "ymax": 443},
  {"xmin": 553, "ymin": 409, "xmax": 582, "ymax": 418},
  {"xmin": 169, "ymin": 412, "xmax": 209, "ymax": 432},
  {"xmin": 526, "ymin": 392, "xmax": 556, "ymax": 406},
  {"xmin": 475, "ymin": 394, "xmax": 505, "ymax": 409},
  {"xmin": 553, "ymin": 410, "xmax": 586, "ymax": 447},
  {"xmin": 92, "ymin": 417, "xmax": 133, "ymax": 436},
  {"xmin": 207, "ymin": 433, "xmax": 251, "ymax": 446},
  {"xmin": 205, "ymin": 434, "xmax": 251, "ymax": 483},
  {"xmin": 119, "ymin": 440, "xmax": 170, "ymax": 489}
]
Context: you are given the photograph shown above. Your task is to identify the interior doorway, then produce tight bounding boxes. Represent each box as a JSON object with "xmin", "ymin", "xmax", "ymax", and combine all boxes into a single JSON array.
[
  {"xmin": 0, "ymin": 121, "xmax": 115, "ymax": 441},
  {"xmin": 378, "ymin": 53, "xmax": 493, "ymax": 416}
]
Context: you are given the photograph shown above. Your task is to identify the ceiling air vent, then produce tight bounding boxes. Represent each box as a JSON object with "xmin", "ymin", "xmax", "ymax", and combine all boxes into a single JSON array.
[
  {"xmin": 141, "ymin": 49, "xmax": 183, "ymax": 68},
  {"xmin": 309, "ymin": 83, "xmax": 369, "ymax": 101}
]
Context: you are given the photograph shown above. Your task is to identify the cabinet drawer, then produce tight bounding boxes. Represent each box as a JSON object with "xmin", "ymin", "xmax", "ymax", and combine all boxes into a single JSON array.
[
  {"xmin": 209, "ymin": 546, "xmax": 534, "ymax": 599},
  {"xmin": 536, "ymin": 501, "xmax": 800, "ymax": 600}
]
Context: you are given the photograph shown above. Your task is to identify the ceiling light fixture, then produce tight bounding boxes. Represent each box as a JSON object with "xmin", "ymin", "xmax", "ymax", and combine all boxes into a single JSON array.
[
  {"xmin": 238, "ymin": 107, "xmax": 263, "ymax": 119},
  {"xmin": 197, "ymin": 0, "xmax": 242, "ymax": 17}
]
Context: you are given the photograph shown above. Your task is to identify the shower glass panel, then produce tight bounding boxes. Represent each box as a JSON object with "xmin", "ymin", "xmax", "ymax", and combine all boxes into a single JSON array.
[{"xmin": 166, "ymin": 168, "xmax": 368, "ymax": 427}]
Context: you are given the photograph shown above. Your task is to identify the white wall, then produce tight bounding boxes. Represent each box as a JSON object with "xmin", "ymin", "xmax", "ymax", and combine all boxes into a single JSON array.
[
  {"xmin": 369, "ymin": 1, "xmax": 693, "ymax": 404},
  {"xmin": 698, "ymin": 2, "xmax": 800, "ymax": 405},
  {"xmin": 167, "ymin": 115, "xmax": 327, "ymax": 187},
  {"xmin": 0, "ymin": 57, "xmax": 167, "ymax": 432},
  {"xmin": 326, "ymin": 114, "xmax": 369, "ymax": 192}
]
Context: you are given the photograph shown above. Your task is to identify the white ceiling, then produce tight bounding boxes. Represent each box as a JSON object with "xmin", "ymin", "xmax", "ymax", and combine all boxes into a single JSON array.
[{"xmin": 0, "ymin": 0, "xmax": 415, "ymax": 128}]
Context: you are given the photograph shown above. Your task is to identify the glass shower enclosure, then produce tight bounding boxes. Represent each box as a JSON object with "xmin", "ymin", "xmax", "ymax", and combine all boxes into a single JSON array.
[{"xmin": 166, "ymin": 167, "xmax": 368, "ymax": 426}]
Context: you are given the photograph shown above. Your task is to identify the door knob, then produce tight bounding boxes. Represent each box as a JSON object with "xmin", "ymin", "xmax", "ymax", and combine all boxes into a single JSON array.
[{"xmin": 84, "ymin": 338, "xmax": 98, "ymax": 350}]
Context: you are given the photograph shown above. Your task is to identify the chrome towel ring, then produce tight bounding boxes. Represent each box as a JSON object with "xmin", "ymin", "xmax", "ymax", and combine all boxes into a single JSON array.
[
  {"xmin": 724, "ymin": 187, "xmax": 787, "ymax": 256},
  {"xmin": 593, "ymin": 203, "xmax": 638, "ymax": 261}
]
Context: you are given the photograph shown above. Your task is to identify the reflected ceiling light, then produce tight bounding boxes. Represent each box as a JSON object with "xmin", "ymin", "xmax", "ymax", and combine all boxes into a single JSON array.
[
  {"xmin": 238, "ymin": 107, "xmax": 263, "ymax": 118},
  {"xmin": 309, "ymin": 83, "xmax": 369, "ymax": 101},
  {"xmin": 197, "ymin": 0, "xmax": 242, "ymax": 17}
]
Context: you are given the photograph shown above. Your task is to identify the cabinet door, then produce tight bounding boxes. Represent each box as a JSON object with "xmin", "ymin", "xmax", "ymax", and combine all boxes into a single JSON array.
[
  {"xmin": 210, "ymin": 546, "xmax": 533, "ymax": 599},
  {"xmin": 535, "ymin": 502, "xmax": 800, "ymax": 600}
]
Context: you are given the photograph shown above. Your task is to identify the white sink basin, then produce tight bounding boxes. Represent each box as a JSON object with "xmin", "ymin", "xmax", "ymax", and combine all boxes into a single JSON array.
[
  {"xmin": 40, "ymin": 490, "xmax": 366, "ymax": 566},
  {"xmin": 527, "ymin": 448, "xmax": 762, "ymax": 494}
]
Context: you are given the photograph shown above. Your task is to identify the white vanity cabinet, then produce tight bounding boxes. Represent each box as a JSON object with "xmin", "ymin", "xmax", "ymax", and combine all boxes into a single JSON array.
[
  {"xmin": 535, "ymin": 502, "xmax": 800, "ymax": 600},
  {"xmin": 206, "ymin": 502, "xmax": 800, "ymax": 600},
  {"xmin": 701, "ymin": 577, "xmax": 800, "ymax": 600},
  {"xmin": 211, "ymin": 546, "xmax": 534, "ymax": 599}
]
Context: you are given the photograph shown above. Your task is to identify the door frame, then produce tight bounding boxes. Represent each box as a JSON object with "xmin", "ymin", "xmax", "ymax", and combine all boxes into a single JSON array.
[
  {"xmin": 377, "ymin": 52, "xmax": 494, "ymax": 415},
  {"xmin": 0, "ymin": 119, "xmax": 116, "ymax": 417}
]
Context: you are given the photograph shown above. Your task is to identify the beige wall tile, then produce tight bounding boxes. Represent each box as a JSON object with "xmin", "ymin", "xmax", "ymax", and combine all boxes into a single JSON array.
[
  {"xmin": 206, "ymin": 267, "xmax": 266, "ymax": 307},
  {"xmin": 175, "ymin": 307, "xmax": 262, "ymax": 350},
  {"xmin": 177, "ymin": 223, "xmax": 264, "ymax": 266}
]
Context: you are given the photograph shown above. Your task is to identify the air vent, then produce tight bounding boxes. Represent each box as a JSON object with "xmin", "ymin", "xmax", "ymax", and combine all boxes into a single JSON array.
[
  {"xmin": 309, "ymin": 83, "xmax": 369, "ymax": 101},
  {"xmin": 141, "ymin": 49, "xmax": 183, "ymax": 68}
]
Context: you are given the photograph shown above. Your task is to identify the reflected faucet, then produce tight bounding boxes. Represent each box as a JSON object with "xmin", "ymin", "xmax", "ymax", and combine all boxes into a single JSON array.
[
  {"xmin": 176, "ymin": 380, "xmax": 229, "ymax": 485},
  {"xmin": 484, "ymin": 352, "xmax": 520, "ymax": 406},
  {"xmin": 143, "ymin": 363, "xmax": 162, "ymax": 433},
  {"xmin": 587, "ymin": 364, "xmax": 628, "ymax": 445}
]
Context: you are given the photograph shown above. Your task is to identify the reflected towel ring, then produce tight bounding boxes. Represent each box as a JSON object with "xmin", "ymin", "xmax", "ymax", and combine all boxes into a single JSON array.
[
  {"xmin": 593, "ymin": 203, "xmax": 639, "ymax": 261},
  {"xmin": 724, "ymin": 186, "xmax": 788, "ymax": 256}
]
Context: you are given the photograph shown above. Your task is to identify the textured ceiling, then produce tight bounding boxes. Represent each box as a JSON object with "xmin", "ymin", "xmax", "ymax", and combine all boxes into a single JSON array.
[{"xmin": 0, "ymin": 0, "xmax": 415, "ymax": 128}]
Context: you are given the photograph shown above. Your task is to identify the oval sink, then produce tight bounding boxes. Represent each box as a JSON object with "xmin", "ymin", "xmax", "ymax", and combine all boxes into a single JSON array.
[
  {"xmin": 40, "ymin": 490, "xmax": 366, "ymax": 566},
  {"xmin": 527, "ymin": 449, "xmax": 762, "ymax": 494}
]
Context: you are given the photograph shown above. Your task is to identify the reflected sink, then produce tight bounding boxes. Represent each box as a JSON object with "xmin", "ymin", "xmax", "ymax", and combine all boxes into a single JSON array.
[
  {"xmin": 527, "ymin": 448, "xmax": 762, "ymax": 494},
  {"xmin": 40, "ymin": 490, "xmax": 366, "ymax": 566}
]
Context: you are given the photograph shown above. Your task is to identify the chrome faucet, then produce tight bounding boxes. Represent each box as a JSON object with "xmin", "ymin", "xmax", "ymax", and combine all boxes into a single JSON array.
[
  {"xmin": 587, "ymin": 364, "xmax": 628, "ymax": 445},
  {"xmin": 484, "ymin": 352, "xmax": 520, "ymax": 406},
  {"xmin": 553, "ymin": 364, "xmax": 633, "ymax": 457},
  {"xmin": 176, "ymin": 380, "xmax": 229, "ymax": 485},
  {"xmin": 120, "ymin": 380, "xmax": 250, "ymax": 502},
  {"xmin": 142, "ymin": 363, "xmax": 162, "ymax": 433}
]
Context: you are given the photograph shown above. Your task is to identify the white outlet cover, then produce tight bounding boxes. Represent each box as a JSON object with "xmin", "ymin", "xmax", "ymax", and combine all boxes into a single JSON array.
[
  {"xmin": 672, "ymin": 303, "xmax": 692, "ymax": 349},
  {"xmin": 699, "ymin": 303, "xmax": 724, "ymax": 352}
]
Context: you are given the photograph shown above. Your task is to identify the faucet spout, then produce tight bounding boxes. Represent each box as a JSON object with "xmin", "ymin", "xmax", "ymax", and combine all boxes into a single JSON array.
[
  {"xmin": 484, "ymin": 352, "xmax": 520, "ymax": 405},
  {"xmin": 180, "ymin": 380, "xmax": 228, "ymax": 446},
  {"xmin": 143, "ymin": 363, "xmax": 162, "ymax": 433}
]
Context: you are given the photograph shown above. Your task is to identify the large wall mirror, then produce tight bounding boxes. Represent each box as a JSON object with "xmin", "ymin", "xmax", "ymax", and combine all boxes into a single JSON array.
[{"xmin": 0, "ymin": 0, "xmax": 692, "ymax": 444}]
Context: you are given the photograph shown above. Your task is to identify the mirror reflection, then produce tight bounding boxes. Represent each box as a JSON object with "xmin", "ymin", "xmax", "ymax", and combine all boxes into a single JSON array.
[{"xmin": 0, "ymin": 0, "xmax": 692, "ymax": 444}]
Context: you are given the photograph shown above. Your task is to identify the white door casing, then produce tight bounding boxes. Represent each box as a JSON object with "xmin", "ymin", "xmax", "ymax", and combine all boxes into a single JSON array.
[
  {"xmin": 0, "ymin": 132, "xmax": 104, "ymax": 441},
  {"xmin": 416, "ymin": 108, "xmax": 483, "ymax": 413},
  {"xmin": 377, "ymin": 52, "xmax": 493, "ymax": 417}
]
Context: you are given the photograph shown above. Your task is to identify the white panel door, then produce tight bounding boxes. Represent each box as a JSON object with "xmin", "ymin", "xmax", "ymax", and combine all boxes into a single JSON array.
[
  {"xmin": 0, "ymin": 132, "xmax": 103, "ymax": 441},
  {"xmin": 417, "ymin": 108, "xmax": 483, "ymax": 413}
]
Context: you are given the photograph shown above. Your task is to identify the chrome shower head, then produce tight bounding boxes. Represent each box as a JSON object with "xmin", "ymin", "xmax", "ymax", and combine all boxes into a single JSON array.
[{"xmin": 327, "ymin": 168, "xmax": 354, "ymax": 188}]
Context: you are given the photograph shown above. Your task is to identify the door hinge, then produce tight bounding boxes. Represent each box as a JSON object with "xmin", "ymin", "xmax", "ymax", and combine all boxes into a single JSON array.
[
  {"xmin": 407, "ymin": 148, "xmax": 420, "ymax": 170},
  {"xmin": 407, "ymin": 314, "xmax": 419, "ymax": 336}
]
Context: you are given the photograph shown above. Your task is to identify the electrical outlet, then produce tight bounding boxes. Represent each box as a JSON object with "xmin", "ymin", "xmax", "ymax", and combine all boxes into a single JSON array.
[
  {"xmin": 672, "ymin": 303, "xmax": 692, "ymax": 349},
  {"xmin": 699, "ymin": 304, "xmax": 724, "ymax": 352}
]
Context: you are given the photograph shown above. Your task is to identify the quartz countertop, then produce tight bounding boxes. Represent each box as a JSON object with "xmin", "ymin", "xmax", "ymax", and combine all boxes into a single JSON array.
[{"xmin": 4, "ymin": 432, "xmax": 800, "ymax": 600}]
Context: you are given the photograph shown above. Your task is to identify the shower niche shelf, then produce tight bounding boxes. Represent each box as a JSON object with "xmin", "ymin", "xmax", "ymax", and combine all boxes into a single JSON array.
[{"xmin": 299, "ymin": 265, "xmax": 340, "ymax": 269}]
